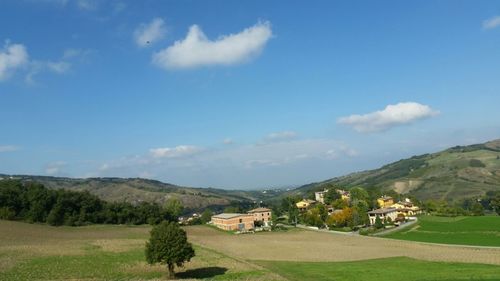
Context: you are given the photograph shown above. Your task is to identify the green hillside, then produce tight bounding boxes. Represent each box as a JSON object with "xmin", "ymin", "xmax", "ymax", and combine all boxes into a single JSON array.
[
  {"xmin": 290, "ymin": 139, "xmax": 500, "ymax": 202},
  {"xmin": 0, "ymin": 175, "xmax": 271, "ymax": 212}
]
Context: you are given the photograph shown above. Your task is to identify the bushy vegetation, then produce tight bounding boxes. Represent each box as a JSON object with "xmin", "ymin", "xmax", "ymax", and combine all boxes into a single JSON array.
[{"xmin": 0, "ymin": 180, "xmax": 176, "ymax": 226}]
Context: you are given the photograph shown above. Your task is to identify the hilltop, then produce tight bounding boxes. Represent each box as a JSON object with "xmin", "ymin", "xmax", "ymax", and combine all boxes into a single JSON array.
[
  {"xmin": 0, "ymin": 175, "xmax": 277, "ymax": 212},
  {"xmin": 288, "ymin": 139, "xmax": 500, "ymax": 202}
]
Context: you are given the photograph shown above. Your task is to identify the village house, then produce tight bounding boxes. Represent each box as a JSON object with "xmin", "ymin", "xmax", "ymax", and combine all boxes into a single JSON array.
[
  {"xmin": 247, "ymin": 207, "xmax": 272, "ymax": 226},
  {"xmin": 337, "ymin": 189, "xmax": 351, "ymax": 201},
  {"xmin": 296, "ymin": 199, "xmax": 316, "ymax": 212},
  {"xmin": 391, "ymin": 198, "xmax": 421, "ymax": 218},
  {"xmin": 367, "ymin": 207, "xmax": 397, "ymax": 225},
  {"xmin": 211, "ymin": 213, "xmax": 255, "ymax": 231},
  {"xmin": 314, "ymin": 190, "xmax": 327, "ymax": 204},
  {"xmin": 377, "ymin": 195, "xmax": 394, "ymax": 208}
]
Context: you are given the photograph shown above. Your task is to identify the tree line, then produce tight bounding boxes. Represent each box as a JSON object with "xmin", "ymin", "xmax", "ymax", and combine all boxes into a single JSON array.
[{"xmin": 0, "ymin": 180, "xmax": 178, "ymax": 226}]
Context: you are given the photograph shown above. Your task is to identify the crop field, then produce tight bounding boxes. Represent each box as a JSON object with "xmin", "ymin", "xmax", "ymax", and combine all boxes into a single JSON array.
[
  {"xmin": 185, "ymin": 225, "xmax": 500, "ymax": 265},
  {"xmin": 1, "ymin": 220, "xmax": 500, "ymax": 281},
  {"xmin": 384, "ymin": 215, "xmax": 500, "ymax": 246}
]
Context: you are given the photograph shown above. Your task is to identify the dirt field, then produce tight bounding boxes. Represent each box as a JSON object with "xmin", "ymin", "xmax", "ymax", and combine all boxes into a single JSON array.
[{"xmin": 185, "ymin": 226, "xmax": 500, "ymax": 265}]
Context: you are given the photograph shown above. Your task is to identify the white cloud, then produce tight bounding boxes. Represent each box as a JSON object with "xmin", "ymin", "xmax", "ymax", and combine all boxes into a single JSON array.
[
  {"xmin": 0, "ymin": 145, "xmax": 19, "ymax": 152},
  {"xmin": 47, "ymin": 61, "xmax": 71, "ymax": 73},
  {"xmin": 262, "ymin": 131, "xmax": 298, "ymax": 143},
  {"xmin": 338, "ymin": 102, "xmax": 439, "ymax": 133},
  {"xmin": 223, "ymin": 138, "xmax": 234, "ymax": 145},
  {"xmin": 150, "ymin": 145, "xmax": 202, "ymax": 158},
  {"xmin": 134, "ymin": 18, "xmax": 167, "ymax": 48},
  {"xmin": 45, "ymin": 161, "xmax": 67, "ymax": 175},
  {"xmin": 483, "ymin": 16, "xmax": 500, "ymax": 29},
  {"xmin": 152, "ymin": 21, "xmax": 272, "ymax": 69},
  {"xmin": 0, "ymin": 42, "xmax": 29, "ymax": 81}
]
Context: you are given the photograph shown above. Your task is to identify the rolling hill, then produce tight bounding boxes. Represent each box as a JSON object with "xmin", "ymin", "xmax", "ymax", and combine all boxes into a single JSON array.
[
  {"xmin": 0, "ymin": 175, "xmax": 278, "ymax": 212},
  {"xmin": 288, "ymin": 139, "xmax": 500, "ymax": 202}
]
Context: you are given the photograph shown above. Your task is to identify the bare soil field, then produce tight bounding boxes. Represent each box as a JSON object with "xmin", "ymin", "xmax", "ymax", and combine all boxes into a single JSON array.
[{"xmin": 185, "ymin": 226, "xmax": 500, "ymax": 265}]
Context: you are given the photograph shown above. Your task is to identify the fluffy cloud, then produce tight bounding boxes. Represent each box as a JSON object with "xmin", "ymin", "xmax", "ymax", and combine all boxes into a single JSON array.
[
  {"xmin": 134, "ymin": 18, "xmax": 167, "ymax": 47},
  {"xmin": 0, "ymin": 42, "xmax": 29, "ymax": 81},
  {"xmin": 77, "ymin": 0, "xmax": 97, "ymax": 11},
  {"xmin": 152, "ymin": 21, "xmax": 272, "ymax": 69},
  {"xmin": 0, "ymin": 145, "xmax": 19, "ymax": 152},
  {"xmin": 150, "ymin": 145, "xmax": 201, "ymax": 158},
  {"xmin": 483, "ymin": 16, "xmax": 500, "ymax": 29},
  {"xmin": 338, "ymin": 102, "xmax": 439, "ymax": 133}
]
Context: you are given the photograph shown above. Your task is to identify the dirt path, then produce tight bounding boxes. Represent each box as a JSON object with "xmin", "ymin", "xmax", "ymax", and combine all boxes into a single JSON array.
[{"xmin": 185, "ymin": 226, "xmax": 500, "ymax": 265}]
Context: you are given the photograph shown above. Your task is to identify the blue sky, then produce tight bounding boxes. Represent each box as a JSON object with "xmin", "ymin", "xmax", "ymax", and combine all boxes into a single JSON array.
[{"xmin": 1, "ymin": 0, "xmax": 500, "ymax": 189}]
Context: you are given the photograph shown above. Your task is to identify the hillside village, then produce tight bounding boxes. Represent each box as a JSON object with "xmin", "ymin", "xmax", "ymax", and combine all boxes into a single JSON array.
[{"xmin": 208, "ymin": 187, "xmax": 422, "ymax": 233}]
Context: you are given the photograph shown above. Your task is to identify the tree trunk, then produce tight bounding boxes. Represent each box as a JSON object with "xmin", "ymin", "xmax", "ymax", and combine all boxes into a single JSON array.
[{"xmin": 167, "ymin": 263, "xmax": 175, "ymax": 279}]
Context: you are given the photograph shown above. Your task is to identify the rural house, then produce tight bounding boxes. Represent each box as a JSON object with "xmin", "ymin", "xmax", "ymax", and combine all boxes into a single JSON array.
[
  {"xmin": 391, "ymin": 198, "xmax": 421, "ymax": 218},
  {"xmin": 247, "ymin": 207, "xmax": 272, "ymax": 227},
  {"xmin": 296, "ymin": 199, "xmax": 316, "ymax": 212},
  {"xmin": 314, "ymin": 190, "xmax": 327, "ymax": 204},
  {"xmin": 367, "ymin": 207, "xmax": 397, "ymax": 225},
  {"xmin": 211, "ymin": 213, "xmax": 255, "ymax": 231}
]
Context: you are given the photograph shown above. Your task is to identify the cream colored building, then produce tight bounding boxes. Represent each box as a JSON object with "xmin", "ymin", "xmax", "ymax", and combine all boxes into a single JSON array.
[
  {"xmin": 247, "ymin": 207, "xmax": 272, "ymax": 226},
  {"xmin": 211, "ymin": 213, "xmax": 255, "ymax": 231},
  {"xmin": 367, "ymin": 207, "xmax": 397, "ymax": 225},
  {"xmin": 391, "ymin": 198, "xmax": 421, "ymax": 218}
]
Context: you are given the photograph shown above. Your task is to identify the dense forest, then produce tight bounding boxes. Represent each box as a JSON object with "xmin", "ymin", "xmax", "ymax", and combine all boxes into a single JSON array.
[{"xmin": 0, "ymin": 180, "xmax": 177, "ymax": 226}]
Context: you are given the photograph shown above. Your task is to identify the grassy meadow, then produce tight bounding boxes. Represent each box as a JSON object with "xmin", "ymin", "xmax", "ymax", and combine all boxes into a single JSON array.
[
  {"xmin": 257, "ymin": 257, "xmax": 500, "ymax": 281},
  {"xmin": 384, "ymin": 215, "xmax": 500, "ymax": 246},
  {"xmin": 1, "ymin": 220, "xmax": 500, "ymax": 281},
  {"xmin": 0, "ymin": 220, "xmax": 279, "ymax": 281}
]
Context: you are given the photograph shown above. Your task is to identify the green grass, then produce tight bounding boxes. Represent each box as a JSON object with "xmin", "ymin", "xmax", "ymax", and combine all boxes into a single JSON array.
[
  {"xmin": 0, "ymin": 220, "xmax": 276, "ymax": 281},
  {"xmin": 384, "ymin": 215, "xmax": 500, "ymax": 247},
  {"xmin": 256, "ymin": 257, "xmax": 500, "ymax": 281}
]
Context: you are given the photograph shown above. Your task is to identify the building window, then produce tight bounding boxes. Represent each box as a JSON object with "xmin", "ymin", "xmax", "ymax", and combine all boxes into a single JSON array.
[{"xmin": 239, "ymin": 219, "xmax": 242, "ymax": 223}]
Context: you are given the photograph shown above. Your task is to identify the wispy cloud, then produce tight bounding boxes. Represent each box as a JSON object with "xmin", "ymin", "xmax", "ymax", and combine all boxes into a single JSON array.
[
  {"xmin": 0, "ymin": 145, "xmax": 20, "ymax": 153},
  {"xmin": 45, "ymin": 161, "xmax": 67, "ymax": 175},
  {"xmin": 0, "ymin": 41, "xmax": 29, "ymax": 81},
  {"xmin": 338, "ymin": 102, "xmax": 439, "ymax": 133},
  {"xmin": 483, "ymin": 16, "xmax": 500, "ymax": 30},
  {"xmin": 261, "ymin": 131, "xmax": 298, "ymax": 144},
  {"xmin": 150, "ymin": 145, "xmax": 202, "ymax": 158},
  {"xmin": 77, "ymin": 0, "xmax": 97, "ymax": 11},
  {"xmin": 153, "ymin": 21, "xmax": 272, "ymax": 69},
  {"xmin": 134, "ymin": 18, "xmax": 167, "ymax": 48}
]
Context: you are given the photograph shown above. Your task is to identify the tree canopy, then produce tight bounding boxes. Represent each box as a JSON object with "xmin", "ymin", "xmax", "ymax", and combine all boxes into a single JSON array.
[{"xmin": 145, "ymin": 221, "xmax": 195, "ymax": 278}]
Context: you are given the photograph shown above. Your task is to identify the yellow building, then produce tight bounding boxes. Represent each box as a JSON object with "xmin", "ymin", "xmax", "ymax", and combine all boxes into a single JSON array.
[
  {"xmin": 391, "ymin": 198, "xmax": 421, "ymax": 218},
  {"xmin": 296, "ymin": 199, "xmax": 316, "ymax": 212},
  {"xmin": 377, "ymin": 196, "xmax": 394, "ymax": 208}
]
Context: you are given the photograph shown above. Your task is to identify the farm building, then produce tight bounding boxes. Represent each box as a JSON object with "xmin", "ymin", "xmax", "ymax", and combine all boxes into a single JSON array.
[
  {"xmin": 367, "ymin": 207, "xmax": 397, "ymax": 225},
  {"xmin": 211, "ymin": 213, "xmax": 254, "ymax": 231},
  {"xmin": 247, "ymin": 207, "xmax": 272, "ymax": 226}
]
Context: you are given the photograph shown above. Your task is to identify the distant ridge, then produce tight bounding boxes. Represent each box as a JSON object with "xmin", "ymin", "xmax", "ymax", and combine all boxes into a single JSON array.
[
  {"xmin": 288, "ymin": 139, "xmax": 500, "ymax": 202},
  {"xmin": 0, "ymin": 175, "xmax": 270, "ymax": 212}
]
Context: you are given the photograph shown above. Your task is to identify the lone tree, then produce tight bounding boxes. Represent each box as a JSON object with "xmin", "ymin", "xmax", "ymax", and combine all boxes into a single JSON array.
[{"xmin": 145, "ymin": 221, "xmax": 195, "ymax": 279}]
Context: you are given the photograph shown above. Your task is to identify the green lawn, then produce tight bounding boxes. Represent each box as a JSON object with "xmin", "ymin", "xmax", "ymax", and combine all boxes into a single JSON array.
[
  {"xmin": 257, "ymin": 257, "xmax": 500, "ymax": 281},
  {"xmin": 384, "ymin": 215, "xmax": 500, "ymax": 246}
]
